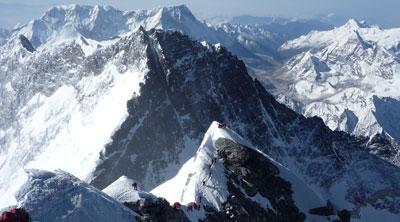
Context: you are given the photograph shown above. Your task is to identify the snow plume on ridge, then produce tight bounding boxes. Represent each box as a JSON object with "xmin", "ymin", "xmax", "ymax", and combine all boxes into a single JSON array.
[{"xmin": 3, "ymin": 169, "xmax": 137, "ymax": 222}]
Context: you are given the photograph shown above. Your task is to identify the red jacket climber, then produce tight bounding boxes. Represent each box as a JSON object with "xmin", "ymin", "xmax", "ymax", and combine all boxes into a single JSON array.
[
  {"xmin": 187, "ymin": 205, "xmax": 193, "ymax": 211},
  {"xmin": 218, "ymin": 122, "xmax": 227, "ymax": 129},
  {"xmin": 1, "ymin": 212, "xmax": 15, "ymax": 222},
  {"xmin": 208, "ymin": 164, "xmax": 212, "ymax": 169},
  {"xmin": 2, "ymin": 208, "xmax": 30, "ymax": 222},
  {"xmin": 132, "ymin": 182, "xmax": 138, "ymax": 190}
]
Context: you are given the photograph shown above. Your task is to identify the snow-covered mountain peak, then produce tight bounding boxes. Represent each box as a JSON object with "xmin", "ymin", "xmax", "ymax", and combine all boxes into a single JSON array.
[
  {"xmin": 158, "ymin": 4, "xmax": 195, "ymax": 22},
  {"xmin": 2, "ymin": 4, "xmax": 202, "ymax": 54},
  {"xmin": 342, "ymin": 19, "xmax": 370, "ymax": 30}
]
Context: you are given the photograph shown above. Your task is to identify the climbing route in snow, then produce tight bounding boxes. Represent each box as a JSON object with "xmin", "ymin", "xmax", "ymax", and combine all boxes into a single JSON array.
[{"xmin": 28, "ymin": 177, "xmax": 79, "ymax": 215}]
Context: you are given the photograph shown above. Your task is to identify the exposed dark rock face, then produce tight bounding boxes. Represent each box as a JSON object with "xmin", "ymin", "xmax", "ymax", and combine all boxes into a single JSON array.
[
  {"xmin": 203, "ymin": 138, "xmax": 306, "ymax": 222},
  {"xmin": 19, "ymin": 35, "xmax": 36, "ymax": 52},
  {"xmin": 338, "ymin": 209, "xmax": 351, "ymax": 222},
  {"xmin": 366, "ymin": 132, "xmax": 400, "ymax": 159},
  {"xmin": 124, "ymin": 197, "xmax": 189, "ymax": 222}
]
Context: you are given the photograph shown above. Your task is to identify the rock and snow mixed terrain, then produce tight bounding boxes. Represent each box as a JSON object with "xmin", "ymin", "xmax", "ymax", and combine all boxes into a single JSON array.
[
  {"xmin": 152, "ymin": 121, "xmax": 327, "ymax": 221},
  {"xmin": 1, "ymin": 3, "xmax": 400, "ymax": 222}
]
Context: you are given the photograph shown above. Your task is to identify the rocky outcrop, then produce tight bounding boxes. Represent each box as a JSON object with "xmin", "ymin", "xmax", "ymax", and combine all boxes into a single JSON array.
[
  {"xmin": 124, "ymin": 197, "xmax": 189, "ymax": 222},
  {"xmin": 19, "ymin": 35, "xmax": 35, "ymax": 53},
  {"xmin": 203, "ymin": 138, "xmax": 306, "ymax": 222},
  {"xmin": 338, "ymin": 209, "xmax": 351, "ymax": 222}
]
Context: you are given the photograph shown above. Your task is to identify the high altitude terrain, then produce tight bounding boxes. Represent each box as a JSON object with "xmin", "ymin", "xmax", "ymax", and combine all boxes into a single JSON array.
[{"xmin": 1, "ymin": 4, "xmax": 400, "ymax": 222}]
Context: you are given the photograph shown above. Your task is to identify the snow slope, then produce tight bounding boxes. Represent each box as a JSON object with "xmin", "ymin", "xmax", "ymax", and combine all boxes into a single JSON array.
[
  {"xmin": 275, "ymin": 19, "xmax": 400, "ymax": 145},
  {"xmin": 2, "ymin": 169, "xmax": 137, "ymax": 222},
  {"xmin": 103, "ymin": 176, "xmax": 157, "ymax": 203}
]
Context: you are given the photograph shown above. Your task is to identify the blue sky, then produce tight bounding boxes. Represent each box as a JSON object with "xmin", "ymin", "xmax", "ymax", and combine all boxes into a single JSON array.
[{"xmin": 0, "ymin": 0, "xmax": 400, "ymax": 29}]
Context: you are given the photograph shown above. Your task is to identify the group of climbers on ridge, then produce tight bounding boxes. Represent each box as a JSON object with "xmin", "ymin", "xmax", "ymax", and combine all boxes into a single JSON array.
[
  {"xmin": 1, "ymin": 121, "xmax": 231, "ymax": 221},
  {"xmin": 218, "ymin": 122, "xmax": 230, "ymax": 129}
]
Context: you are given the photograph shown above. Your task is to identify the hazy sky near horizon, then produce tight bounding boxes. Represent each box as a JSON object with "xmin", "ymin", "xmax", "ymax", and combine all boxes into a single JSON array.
[{"xmin": 0, "ymin": 0, "xmax": 399, "ymax": 29}]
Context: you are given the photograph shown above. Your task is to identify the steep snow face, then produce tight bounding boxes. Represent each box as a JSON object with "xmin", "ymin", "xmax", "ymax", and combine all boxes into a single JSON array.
[
  {"xmin": 276, "ymin": 19, "xmax": 400, "ymax": 145},
  {"xmin": 152, "ymin": 122, "xmax": 323, "ymax": 221},
  {"xmin": 0, "ymin": 29, "xmax": 150, "ymax": 208},
  {"xmin": 103, "ymin": 176, "xmax": 157, "ymax": 203},
  {"xmin": 3, "ymin": 169, "xmax": 137, "ymax": 222}
]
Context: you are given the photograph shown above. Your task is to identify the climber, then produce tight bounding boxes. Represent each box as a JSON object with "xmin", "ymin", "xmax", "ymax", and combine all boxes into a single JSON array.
[
  {"xmin": 15, "ymin": 208, "xmax": 30, "ymax": 222},
  {"xmin": 218, "ymin": 122, "xmax": 226, "ymax": 129},
  {"xmin": 193, "ymin": 203, "xmax": 198, "ymax": 210},
  {"xmin": 202, "ymin": 180, "xmax": 206, "ymax": 186},
  {"xmin": 132, "ymin": 182, "xmax": 138, "ymax": 191},
  {"xmin": 1, "ymin": 211, "xmax": 15, "ymax": 222},
  {"xmin": 198, "ymin": 196, "xmax": 202, "ymax": 203},
  {"xmin": 186, "ymin": 204, "xmax": 193, "ymax": 212},
  {"xmin": 172, "ymin": 202, "xmax": 181, "ymax": 210},
  {"xmin": 213, "ymin": 157, "xmax": 217, "ymax": 163},
  {"xmin": 208, "ymin": 164, "xmax": 212, "ymax": 169},
  {"xmin": 1, "ymin": 208, "xmax": 30, "ymax": 222}
]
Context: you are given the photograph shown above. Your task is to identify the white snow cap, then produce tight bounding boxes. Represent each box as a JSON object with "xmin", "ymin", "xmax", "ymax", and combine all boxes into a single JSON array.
[{"xmin": 6, "ymin": 169, "xmax": 137, "ymax": 222}]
